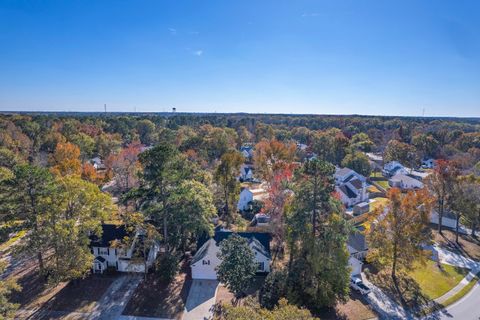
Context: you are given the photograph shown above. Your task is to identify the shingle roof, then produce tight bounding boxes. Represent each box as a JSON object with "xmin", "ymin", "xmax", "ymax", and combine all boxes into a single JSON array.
[
  {"xmin": 191, "ymin": 238, "xmax": 215, "ymax": 265},
  {"xmin": 348, "ymin": 233, "xmax": 368, "ymax": 253},
  {"xmin": 214, "ymin": 230, "xmax": 271, "ymax": 255},
  {"xmin": 89, "ymin": 224, "xmax": 128, "ymax": 247},
  {"xmin": 336, "ymin": 167, "xmax": 354, "ymax": 177},
  {"xmin": 94, "ymin": 256, "xmax": 106, "ymax": 263},
  {"xmin": 339, "ymin": 185, "xmax": 357, "ymax": 199},
  {"xmin": 349, "ymin": 178, "xmax": 363, "ymax": 190}
]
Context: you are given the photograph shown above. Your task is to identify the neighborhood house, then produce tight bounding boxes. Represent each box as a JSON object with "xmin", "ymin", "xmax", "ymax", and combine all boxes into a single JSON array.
[
  {"xmin": 334, "ymin": 168, "xmax": 369, "ymax": 208},
  {"xmin": 389, "ymin": 173, "xmax": 424, "ymax": 190},
  {"xmin": 191, "ymin": 230, "xmax": 271, "ymax": 280},
  {"xmin": 382, "ymin": 161, "xmax": 409, "ymax": 177},
  {"xmin": 90, "ymin": 224, "xmax": 160, "ymax": 274},
  {"xmin": 237, "ymin": 187, "xmax": 267, "ymax": 211}
]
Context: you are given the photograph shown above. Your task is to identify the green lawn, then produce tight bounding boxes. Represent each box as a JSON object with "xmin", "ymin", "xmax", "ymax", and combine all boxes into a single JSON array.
[
  {"xmin": 370, "ymin": 171, "xmax": 383, "ymax": 178},
  {"xmin": 408, "ymin": 260, "xmax": 469, "ymax": 300},
  {"xmin": 376, "ymin": 180, "xmax": 390, "ymax": 190},
  {"xmin": 370, "ymin": 197, "xmax": 389, "ymax": 211}
]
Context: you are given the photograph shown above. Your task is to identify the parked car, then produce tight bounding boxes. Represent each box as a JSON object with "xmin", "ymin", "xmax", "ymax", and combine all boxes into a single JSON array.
[{"xmin": 350, "ymin": 277, "xmax": 371, "ymax": 295}]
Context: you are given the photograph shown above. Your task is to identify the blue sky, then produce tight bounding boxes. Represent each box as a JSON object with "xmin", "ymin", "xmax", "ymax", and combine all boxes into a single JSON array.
[{"xmin": 1, "ymin": 0, "xmax": 480, "ymax": 117}]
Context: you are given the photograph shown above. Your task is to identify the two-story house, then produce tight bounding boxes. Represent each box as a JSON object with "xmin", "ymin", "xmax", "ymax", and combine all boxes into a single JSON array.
[{"xmin": 334, "ymin": 168, "xmax": 369, "ymax": 208}]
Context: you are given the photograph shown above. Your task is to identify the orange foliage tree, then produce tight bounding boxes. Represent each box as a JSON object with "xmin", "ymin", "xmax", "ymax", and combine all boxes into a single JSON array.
[
  {"xmin": 50, "ymin": 142, "xmax": 82, "ymax": 176},
  {"xmin": 367, "ymin": 188, "xmax": 433, "ymax": 289},
  {"xmin": 253, "ymin": 138, "xmax": 296, "ymax": 181}
]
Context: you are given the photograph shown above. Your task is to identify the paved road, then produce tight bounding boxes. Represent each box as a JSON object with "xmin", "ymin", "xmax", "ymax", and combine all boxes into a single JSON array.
[{"xmin": 183, "ymin": 280, "xmax": 219, "ymax": 320}]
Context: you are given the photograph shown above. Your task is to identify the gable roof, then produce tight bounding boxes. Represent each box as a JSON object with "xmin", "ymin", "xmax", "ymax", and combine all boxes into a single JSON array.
[
  {"xmin": 214, "ymin": 230, "xmax": 271, "ymax": 255},
  {"xmin": 390, "ymin": 174, "xmax": 423, "ymax": 186},
  {"xmin": 94, "ymin": 256, "xmax": 106, "ymax": 263},
  {"xmin": 90, "ymin": 224, "xmax": 128, "ymax": 247},
  {"xmin": 191, "ymin": 238, "xmax": 216, "ymax": 265}
]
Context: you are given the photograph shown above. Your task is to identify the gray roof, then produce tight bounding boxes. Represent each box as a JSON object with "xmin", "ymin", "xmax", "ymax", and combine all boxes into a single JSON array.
[
  {"xmin": 191, "ymin": 238, "xmax": 215, "ymax": 265},
  {"xmin": 348, "ymin": 233, "xmax": 368, "ymax": 253},
  {"xmin": 95, "ymin": 256, "xmax": 106, "ymax": 263},
  {"xmin": 339, "ymin": 185, "xmax": 357, "ymax": 199},
  {"xmin": 337, "ymin": 167, "xmax": 354, "ymax": 177}
]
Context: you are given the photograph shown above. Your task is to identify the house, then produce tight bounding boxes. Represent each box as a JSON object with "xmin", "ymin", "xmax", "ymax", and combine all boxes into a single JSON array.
[
  {"xmin": 366, "ymin": 152, "xmax": 383, "ymax": 170},
  {"xmin": 90, "ymin": 224, "xmax": 160, "ymax": 274},
  {"xmin": 389, "ymin": 174, "xmax": 424, "ymax": 190},
  {"xmin": 335, "ymin": 168, "xmax": 369, "ymax": 208},
  {"xmin": 239, "ymin": 164, "xmax": 254, "ymax": 181},
  {"xmin": 237, "ymin": 187, "xmax": 267, "ymax": 211},
  {"xmin": 240, "ymin": 146, "xmax": 254, "ymax": 161},
  {"xmin": 421, "ymin": 158, "xmax": 436, "ymax": 169},
  {"xmin": 347, "ymin": 232, "xmax": 368, "ymax": 276},
  {"xmin": 251, "ymin": 213, "xmax": 271, "ymax": 227},
  {"xmin": 382, "ymin": 161, "xmax": 408, "ymax": 177},
  {"xmin": 191, "ymin": 230, "xmax": 271, "ymax": 280},
  {"xmin": 90, "ymin": 156, "xmax": 106, "ymax": 171},
  {"xmin": 430, "ymin": 210, "xmax": 458, "ymax": 230},
  {"xmin": 296, "ymin": 143, "xmax": 308, "ymax": 151},
  {"xmin": 353, "ymin": 202, "xmax": 370, "ymax": 216}
]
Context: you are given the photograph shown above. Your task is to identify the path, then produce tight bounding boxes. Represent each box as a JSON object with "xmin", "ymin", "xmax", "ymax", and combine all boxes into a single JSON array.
[{"xmin": 183, "ymin": 280, "xmax": 219, "ymax": 320}]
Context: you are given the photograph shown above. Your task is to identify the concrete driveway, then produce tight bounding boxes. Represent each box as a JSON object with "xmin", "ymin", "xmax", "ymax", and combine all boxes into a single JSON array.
[{"xmin": 183, "ymin": 280, "xmax": 219, "ymax": 320}]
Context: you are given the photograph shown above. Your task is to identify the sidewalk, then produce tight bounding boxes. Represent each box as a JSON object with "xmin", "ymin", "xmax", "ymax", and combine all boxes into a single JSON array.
[{"xmin": 434, "ymin": 268, "xmax": 479, "ymax": 304}]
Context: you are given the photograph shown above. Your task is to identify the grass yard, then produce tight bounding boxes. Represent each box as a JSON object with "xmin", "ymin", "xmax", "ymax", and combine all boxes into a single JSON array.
[
  {"xmin": 440, "ymin": 273, "xmax": 479, "ymax": 307},
  {"xmin": 408, "ymin": 260, "xmax": 469, "ymax": 300},
  {"xmin": 370, "ymin": 197, "xmax": 389, "ymax": 212},
  {"xmin": 375, "ymin": 180, "xmax": 390, "ymax": 190}
]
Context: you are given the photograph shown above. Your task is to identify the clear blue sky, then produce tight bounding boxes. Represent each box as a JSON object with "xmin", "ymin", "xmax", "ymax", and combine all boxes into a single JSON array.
[{"xmin": 1, "ymin": 0, "xmax": 480, "ymax": 117}]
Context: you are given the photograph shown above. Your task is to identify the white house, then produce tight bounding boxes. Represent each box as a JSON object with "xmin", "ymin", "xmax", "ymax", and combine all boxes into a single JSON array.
[
  {"xmin": 239, "ymin": 164, "xmax": 254, "ymax": 181},
  {"xmin": 334, "ymin": 168, "xmax": 369, "ymax": 208},
  {"xmin": 237, "ymin": 187, "xmax": 267, "ymax": 211},
  {"xmin": 191, "ymin": 231, "xmax": 271, "ymax": 280},
  {"xmin": 347, "ymin": 232, "xmax": 368, "ymax": 276},
  {"xmin": 421, "ymin": 158, "xmax": 436, "ymax": 169},
  {"xmin": 430, "ymin": 210, "xmax": 459, "ymax": 230},
  {"xmin": 90, "ymin": 156, "xmax": 106, "ymax": 171},
  {"xmin": 383, "ymin": 161, "xmax": 408, "ymax": 177},
  {"xmin": 389, "ymin": 174, "xmax": 424, "ymax": 190},
  {"xmin": 90, "ymin": 224, "xmax": 160, "ymax": 274}
]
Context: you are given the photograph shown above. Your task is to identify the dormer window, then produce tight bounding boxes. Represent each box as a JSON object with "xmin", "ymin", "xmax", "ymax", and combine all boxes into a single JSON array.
[{"xmin": 202, "ymin": 260, "xmax": 210, "ymax": 265}]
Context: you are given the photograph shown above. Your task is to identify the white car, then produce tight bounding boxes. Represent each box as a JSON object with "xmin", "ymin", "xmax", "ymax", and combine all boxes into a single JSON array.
[{"xmin": 350, "ymin": 277, "xmax": 371, "ymax": 295}]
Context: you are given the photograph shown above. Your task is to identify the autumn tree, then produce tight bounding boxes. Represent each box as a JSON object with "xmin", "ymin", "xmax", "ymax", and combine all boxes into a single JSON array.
[
  {"xmin": 214, "ymin": 151, "xmax": 244, "ymax": 224},
  {"xmin": 384, "ymin": 139, "xmax": 417, "ymax": 168},
  {"xmin": 217, "ymin": 234, "xmax": 257, "ymax": 302},
  {"xmin": 50, "ymin": 142, "xmax": 82, "ymax": 176},
  {"xmin": 106, "ymin": 142, "xmax": 141, "ymax": 193},
  {"xmin": 367, "ymin": 188, "xmax": 433, "ymax": 292},
  {"xmin": 253, "ymin": 138, "xmax": 296, "ymax": 181},
  {"xmin": 136, "ymin": 119, "xmax": 156, "ymax": 145},
  {"xmin": 425, "ymin": 160, "xmax": 459, "ymax": 234}
]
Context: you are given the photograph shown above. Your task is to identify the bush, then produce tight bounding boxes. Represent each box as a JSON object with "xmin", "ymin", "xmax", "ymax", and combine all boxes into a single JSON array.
[
  {"xmin": 260, "ymin": 269, "xmax": 288, "ymax": 309},
  {"xmin": 155, "ymin": 253, "xmax": 179, "ymax": 283}
]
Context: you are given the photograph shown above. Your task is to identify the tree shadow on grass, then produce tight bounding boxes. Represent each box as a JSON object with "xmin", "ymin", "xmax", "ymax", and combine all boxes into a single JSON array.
[{"xmin": 370, "ymin": 271, "xmax": 444, "ymax": 318}]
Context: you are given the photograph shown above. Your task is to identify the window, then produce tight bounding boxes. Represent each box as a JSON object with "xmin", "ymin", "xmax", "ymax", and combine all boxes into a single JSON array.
[
  {"xmin": 257, "ymin": 262, "xmax": 264, "ymax": 271},
  {"xmin": 202, "ymin": 260, "xmax": 210, "ymax": 265},
  {"xmin": 99, "ymin": 248, "xmax": 108, "ymax": 255}
]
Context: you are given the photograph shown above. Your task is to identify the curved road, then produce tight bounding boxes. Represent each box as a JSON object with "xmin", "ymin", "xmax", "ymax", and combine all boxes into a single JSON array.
[{"xmin": 436, "ymin": 280, "xmax": 480, "ymax": 320}]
